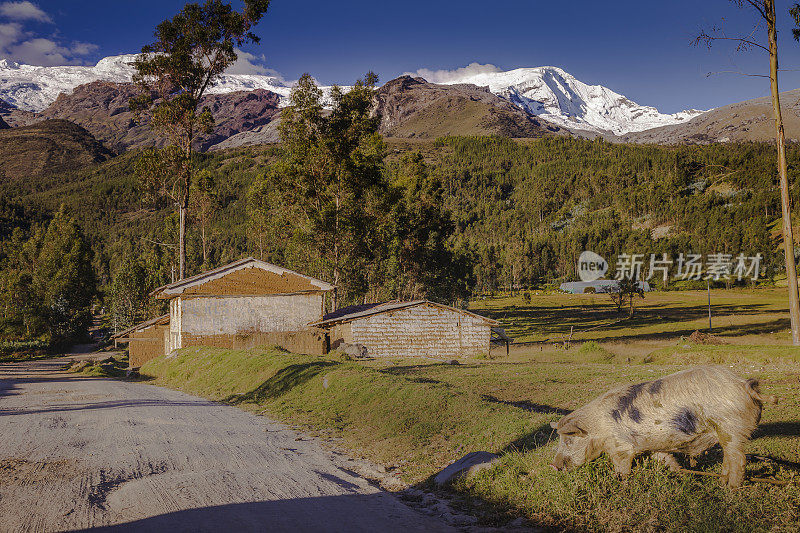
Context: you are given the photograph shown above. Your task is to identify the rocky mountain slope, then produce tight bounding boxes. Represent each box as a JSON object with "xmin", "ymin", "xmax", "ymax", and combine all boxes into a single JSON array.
[
  {"xmin": 373, "ymin": 76, "xmax": 564, "ymax": 139},
  {"xmin": 0, "ymin": 97, "xmax": 38, "ymax": 127},
  {"xmin": 622, "ymin": 89, "xmax": 800, "ymax": 144},
  {"xmin": 36, "ymin": 81, "xmax": 281, "ymax": 152},
  {"xmin": 0, "ymin": 55, "xmax": 294, "ymax": 112},
  {"xmin": 423, "ymin": 66, "xmax": 704, "ymax": 135},
  {"xmin": 0, "ymin": 54, "xmax": 701, "ymax": 137},
  {"xmin": 0, "ymin": 120, "xmax": 114, "ymax": 181}
]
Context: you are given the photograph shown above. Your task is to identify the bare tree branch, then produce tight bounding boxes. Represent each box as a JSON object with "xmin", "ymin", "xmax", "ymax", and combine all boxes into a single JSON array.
[
  {"xmin": 705, "ymin": 70, "xmax": 770, "ymax": 77},
  {"xmin": 142, "ymin": 238, "xmax": 177, "ymax": 249}
]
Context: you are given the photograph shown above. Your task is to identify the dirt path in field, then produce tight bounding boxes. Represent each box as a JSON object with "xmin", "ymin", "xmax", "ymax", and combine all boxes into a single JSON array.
[{"xmin": 0, "ymin": 358, "xmax": 456, "ymax": 532}]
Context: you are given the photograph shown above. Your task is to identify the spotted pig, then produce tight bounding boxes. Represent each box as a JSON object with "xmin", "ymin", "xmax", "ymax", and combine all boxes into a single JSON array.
[{"xmin": 549, "ymin": 366, "xmax": 776, "ymax": 487}]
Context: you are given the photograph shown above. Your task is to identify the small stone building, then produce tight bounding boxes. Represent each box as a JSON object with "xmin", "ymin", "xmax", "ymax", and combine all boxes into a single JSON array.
[
  {"xmin": 116, "ymin": 258, "xmax": 335, "ymax": 367},
  {"xmin": 312, "ymin": 300, "xmax": 498, "ymax": 359}
]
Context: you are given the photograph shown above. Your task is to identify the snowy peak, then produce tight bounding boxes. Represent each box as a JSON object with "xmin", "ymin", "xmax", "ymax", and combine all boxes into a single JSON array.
[
  {"xmin": 0, "ymin": 54, "xmax": 295, "ymax": 112},
  {"xmin": 421, "ymin": 65, "xmax": 704, "ymax": 135},
  {"xmin": 0, "ymin": 54, "xmax": 704, "ymax": 136}
]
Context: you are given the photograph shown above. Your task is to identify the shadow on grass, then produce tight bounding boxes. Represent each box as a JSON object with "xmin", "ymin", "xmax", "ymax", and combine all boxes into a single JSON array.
[
  {"xmin": 502, "ymin": 421, "xmax": 559, "ymax": 454},
  {"xmin": 754, "ymin": 421, "xmax": 800, "ymax": 439},
  {"xmin": 378, "ymin": 363, "xmax": 481, "ymax": 376},
  {"xmin": 223, "ymin": 361, "xmax": 339, "ymax": 405},
  {"xmin": 481, "ymin": 394, "xmax": 571, "ymax": 416},
  {"xmin": 483, "ymin": 299, "xmax": 793, "ymax": 342}
]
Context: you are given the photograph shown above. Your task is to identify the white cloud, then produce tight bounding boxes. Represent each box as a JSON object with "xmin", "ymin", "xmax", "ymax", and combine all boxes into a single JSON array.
[
  {"xmin": 224, "ymin": 48, "xmax": 293, "ymax": 85},
  {"xmin": 225, "ymin": 49, "xmax": 269, "ymax": 75},
  {"xmin": 406, "ymin": 62, "xmax": 503, "ymax": 84},
  {"xmin": 0, "ymin": 1, "xmax": 51, "ymax": 23},
  {"xmin": 4, "ymin": 37, "xmax": 96, "ymax": 66},
  {"xmin": 69, "ymin": 41, "xmax": 98, "ymax": 56},
  {"xmin": 7, "ymin": 37, "xmax": 70, "ymax": 65},
  {"xmin": 0, "ymin": 21, "xmax": 21, "ymax": 49},
  {"xmin": 0, "ymin": 3, "xmax": 99, "ymax": 66}
]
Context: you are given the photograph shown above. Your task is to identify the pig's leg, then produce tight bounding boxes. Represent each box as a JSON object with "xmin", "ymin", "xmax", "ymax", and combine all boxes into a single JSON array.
[
  {"xmin": 720, "ymin": 437, "xmax": 746, "ymax": 487},
  {"xmin": 610, "ymin": 449, "xmax": 634, "ymax": 477},
  {"xmin": 652, "ymin": 452, "xmax": 681, "ymax": 472},
  {"xmin": 688, "ymin": 454, "xmax": 698, "ymax": 468}
]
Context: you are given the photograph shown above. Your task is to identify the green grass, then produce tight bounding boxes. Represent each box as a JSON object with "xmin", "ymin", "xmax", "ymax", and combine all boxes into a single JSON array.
[
  {"xmin": 140, "ymin": 339, "xmax": 800, "ymax": 531},
  {"xmin": 68, "ymin": 357, "xmax": 128, "ymax": 377},
  {"xmin": 0, "ymin": 340, "xmax": 51, "ymax": 362}
]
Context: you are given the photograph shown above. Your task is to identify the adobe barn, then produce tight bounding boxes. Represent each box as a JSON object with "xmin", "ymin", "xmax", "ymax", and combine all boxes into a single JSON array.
[
  {"xmin": 117, "ymin": 257, "xmax": 335, "ymax": 367},
  {"xmin": 312, "ymin": 300, "xmax": 498, "ymax": 359},
  {"xmin": 111, "ymin": 314, "xmax": 169, "ymax": 368}
]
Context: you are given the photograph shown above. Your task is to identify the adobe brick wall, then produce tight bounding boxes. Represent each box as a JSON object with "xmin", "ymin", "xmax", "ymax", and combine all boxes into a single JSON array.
[
  {"xmin": 348, "ymin": 303, "xmax": 490, "ymax": 358},
  {"xmin": 181, "ymin": 329, "xmax": 327, "ymax": 356},
  {"xmin": 129, "ymin": 324, "xmax": 169, "ymax": 367},
  {"xmin": 170, "ymin": 293, "xmax": 324, "ymax": 352},
  {"xmin": 329, "ymin": 322, "xmax": 353, "ymax": 350}
]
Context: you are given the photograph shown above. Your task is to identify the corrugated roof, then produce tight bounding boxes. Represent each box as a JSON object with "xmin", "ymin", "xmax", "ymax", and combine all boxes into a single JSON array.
[
  {"xmin": 151, "ymin": 257, "xmax": 335, "ymax": 299},
  {"xmin": 110, "ymin": 314, "xmax": 169, "ymax": 340},
  {"xmin": 310, "ymin": 300, "xmax": 498, "ymax": 327},
  {"xmin": 320, "ymin": 302, "xmax": 391, "ymax": 322}
]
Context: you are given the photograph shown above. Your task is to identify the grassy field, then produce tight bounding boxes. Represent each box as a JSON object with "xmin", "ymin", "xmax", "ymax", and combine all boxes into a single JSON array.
[
  {"xmin": 472, "ymin": 288, "xmax": 792, "ymax": 345},
  {"xmin": 139, "ymin": 288, "xmax": 800, "ymax": 532}
]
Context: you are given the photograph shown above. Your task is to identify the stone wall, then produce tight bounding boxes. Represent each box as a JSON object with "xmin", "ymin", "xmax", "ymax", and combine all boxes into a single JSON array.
[{"xmin": 348, "ymin": 303, "xmax": 490, "ymax": 358}]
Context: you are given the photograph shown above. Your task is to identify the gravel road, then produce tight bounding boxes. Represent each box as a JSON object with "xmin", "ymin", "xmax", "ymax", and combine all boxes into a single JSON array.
[{"xmin": 0, "ymin": 358, "xmax": 454, "ymax": 532}]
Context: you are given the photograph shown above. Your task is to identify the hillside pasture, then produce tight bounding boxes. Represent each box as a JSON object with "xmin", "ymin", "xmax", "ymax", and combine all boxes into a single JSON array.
[{"xmin": 140, "ymin": 288, "xmax": 800, "ymax": 531}]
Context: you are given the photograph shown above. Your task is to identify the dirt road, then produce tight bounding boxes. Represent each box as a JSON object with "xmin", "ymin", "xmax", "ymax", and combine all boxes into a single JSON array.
[{"xmin": 0, "ymin": 358, "xmax": 454, "ymax": 532}]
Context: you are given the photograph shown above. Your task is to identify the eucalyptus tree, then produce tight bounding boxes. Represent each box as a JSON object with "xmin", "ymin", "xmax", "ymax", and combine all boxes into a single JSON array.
[
  {"xmin": 131, "ymin": 0, "xmax": 270, "ymax": 279},
  {"xmin": 696, "ymin": 0, "xmax": 800, "ymax": 344}
]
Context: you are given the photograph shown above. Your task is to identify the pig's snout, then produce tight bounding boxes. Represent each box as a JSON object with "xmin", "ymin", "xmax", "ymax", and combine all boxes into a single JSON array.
[{"xmin": 551, "ymin": 454, "xmax": 568, "ymax": 471}]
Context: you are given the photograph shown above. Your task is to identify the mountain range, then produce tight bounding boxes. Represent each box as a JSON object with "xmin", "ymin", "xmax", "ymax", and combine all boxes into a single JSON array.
[
  {"xmin": 0, "ymin": 54, "xmax": 702, "ymax": 137},
  {"xmin": 1, "ymin": 53, "xmax": 798, "ymax": 156},
  {"xmin": 421, "ymin": 65, "xmax": 703, "ymax": 135}
]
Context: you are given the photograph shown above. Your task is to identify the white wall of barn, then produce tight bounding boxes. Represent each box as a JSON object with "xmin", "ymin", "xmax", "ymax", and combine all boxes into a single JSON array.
[
  {"xmin": 169, "ymin": 297, "xmax": 182, "ymax": 352},
  {"xmin": 178, "ymin": 293, "xmax": 324, "ymax": 336},
  {"xmin": 348, "ymin": 304, "xmax": 491, "ymax": 358}
]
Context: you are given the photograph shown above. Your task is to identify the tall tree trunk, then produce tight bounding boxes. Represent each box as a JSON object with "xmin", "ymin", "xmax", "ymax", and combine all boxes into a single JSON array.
[
  {"xmin": 332, "ymin": 180, "xmax": 341, "ymax": 311},
  {"xmin": 201, "ymin": 211, "xmax": 207, "ymax": 267},
  {"xmin": 767, "ymin": 0, "xmax": 800, "ymax": 345},
  {"xmin": 179, "ymin": 127, "xmax": 193, "ymax": 281},
  {"xmin": 178, "ymin": 200, "xmax": 186, "ymax": 280}
]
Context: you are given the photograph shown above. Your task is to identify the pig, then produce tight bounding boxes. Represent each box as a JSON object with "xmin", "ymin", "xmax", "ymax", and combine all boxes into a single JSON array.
[{"xmin": 549, "ymin": 366, "xmax": 776, "ymax": 487}]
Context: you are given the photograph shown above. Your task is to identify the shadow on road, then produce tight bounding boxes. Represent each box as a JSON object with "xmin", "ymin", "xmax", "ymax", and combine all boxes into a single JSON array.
[{"xmin": 76, "ymin": 494, "xmax": 451, "ymax": 532}]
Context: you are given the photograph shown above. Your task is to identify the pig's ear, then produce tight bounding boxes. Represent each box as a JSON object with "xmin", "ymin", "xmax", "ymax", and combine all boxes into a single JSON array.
[{"xmin": 556, "ymin": 419, "xmax": 587, "ymax": 437}]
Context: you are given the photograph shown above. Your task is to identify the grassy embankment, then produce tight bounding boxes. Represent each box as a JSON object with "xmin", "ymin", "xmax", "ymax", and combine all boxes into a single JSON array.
[{"xmin": 140, "ymin": 289, "xmax": 800, "ymax": 531}]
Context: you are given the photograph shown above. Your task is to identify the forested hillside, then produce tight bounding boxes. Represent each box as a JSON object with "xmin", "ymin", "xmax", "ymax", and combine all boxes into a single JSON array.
[
  {"xmin": 429, "ymin": 137, "xmax": 785, "ymax": 291},
  {"xmin": 0, "ymin": 134, "xmax": 794, "ymax": 344}
]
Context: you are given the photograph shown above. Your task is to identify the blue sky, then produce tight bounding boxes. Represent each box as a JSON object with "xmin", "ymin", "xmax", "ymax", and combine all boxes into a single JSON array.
[{"xmin": 2, "ymin": 0, "xmax": 800, "ymax": 113}]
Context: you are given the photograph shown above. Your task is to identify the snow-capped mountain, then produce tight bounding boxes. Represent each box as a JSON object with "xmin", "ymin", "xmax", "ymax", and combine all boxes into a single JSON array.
[
  {"xmin": 0, "ymin": 54, "xmax": 296, "ymax": 112},
  {"xmin": 421, "ymin": 66, "xmax": 704, "ymax": 135},
  {"xmin": 0, "ymin": 55, "xmax": 704, "ymax": 135}
]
